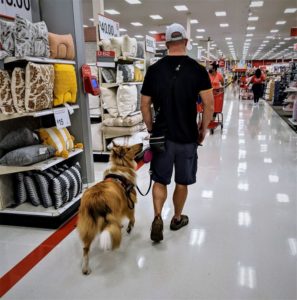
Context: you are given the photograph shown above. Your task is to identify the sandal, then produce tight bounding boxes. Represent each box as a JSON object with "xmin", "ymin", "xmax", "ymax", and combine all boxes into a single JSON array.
[{"xmin": 170, "ymin": 215, "xmax": 189, "ymax": 231}]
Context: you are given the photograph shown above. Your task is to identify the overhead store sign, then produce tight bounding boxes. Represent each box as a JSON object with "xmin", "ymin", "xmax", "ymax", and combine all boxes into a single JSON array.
[
  {"xmin": 0, "ymin": 0, "xmax": 32, "ymax": 21},
  {"xmin": 98, "ymin": 14, "xmax": 119, "ymax": 40},
  {"xmin": 290, "ymin": 27, "xmax": 297, "ymax": 37},
  {"xmin": 145, "ymin": 35, "xmax": 156, "ymax": 53},
  {"xmin": 154, "ymin": 33, "xmax": 166, "ymax": 42},
  {"xmin": 96, "ymin": 50, "xmax": 115, "ymax": 67}
]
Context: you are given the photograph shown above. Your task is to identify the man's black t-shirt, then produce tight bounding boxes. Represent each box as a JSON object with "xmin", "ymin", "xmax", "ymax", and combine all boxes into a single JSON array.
[{"xmin": 141, "ymin": 55, "xmax": 212, "ymax": 143}]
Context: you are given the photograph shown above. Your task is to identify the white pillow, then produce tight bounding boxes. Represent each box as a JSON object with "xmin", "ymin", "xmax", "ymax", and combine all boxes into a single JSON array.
[
  {"xmin": 99, "ymin": 39, "xmax": 112, "ymax": 51},
  {"xmin": 121, "ymin": 35, "xmax": 137, "ymax": 57},
  {"xmin": 88, "ymin": 94, "xmax": 100, "ymax": 109},
  {"xmin": 110, "ymin": 37, "xmax": 123, "ymax": 58},
  {"xmin": 107, "ymin": 131, "xmax": 149, "ymax": 150},
  {"xmin": 91, "ymin": 123, "xmax": 103, "ymax": 151},
  {"xmin": 117, "ymin": 85, "xmax": 137, "ymax": 118},
  {"xmin": 101, "ymin": 87, "xmax": 118, "ymax": 117}
]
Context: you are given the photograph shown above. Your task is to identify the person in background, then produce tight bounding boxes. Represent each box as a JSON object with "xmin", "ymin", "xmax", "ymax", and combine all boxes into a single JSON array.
[
  {"xmin": 141, "ymin": 23, "xmax": 214, "ymax": 243},
  {"xmin": 248, "ymin": 68, "xmax": 266, "ymax": 106}
]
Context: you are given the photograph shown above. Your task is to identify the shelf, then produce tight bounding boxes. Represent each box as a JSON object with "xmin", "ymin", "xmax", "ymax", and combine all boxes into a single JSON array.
[
  {"xmin": 0, "ymin": 105, "xmax": 79, "ymax": 122},
  {"xmin": 90, "ymin": 114, "xmax": 101, "ymax": 119},
  {"xmin": 284, "ymin": 88, "xmax": 297, "ymax": 93},
  {"xmin": 288, "ymin": 118, "xmax": 297, "ymax": 126},
  {"xmin": 0, "ymin": 148, "xmax": 83, "ymax": 175},
  {"xmin": 284, "ymin": 99, "xmax": 297, "ymax": 103},
  {"xmin": 4, "ymin": 56, "xmax": 76, "ymax": 65},
  {"xmin": 101, "ymin": 82, "xmax": 143, "ymax": 88},
  {"xmin": 116, "ymin": 56, "xmax": 145, "ymax": 62},
  {"xmin": 1, "ymin": 192, "xmax": 82, "ymax": 217}
]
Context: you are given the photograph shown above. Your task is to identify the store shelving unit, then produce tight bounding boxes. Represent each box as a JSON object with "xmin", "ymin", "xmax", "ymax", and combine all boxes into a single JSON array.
[{"xmin": 4, "ymin": 56, "xmax": 76, "ymax": 65}]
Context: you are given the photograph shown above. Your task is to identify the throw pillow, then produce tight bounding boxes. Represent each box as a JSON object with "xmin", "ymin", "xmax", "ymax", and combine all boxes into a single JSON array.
[
  {"xmin": 102, "ymin": 112, "xmax": 143, "ymax": 127},
  {"xmin": 52, "ymin": 162, "xmax": 82, "ymax": 209},
  {"xmin": 0, "ymin": 70, "xmax": 15, "ymax": 114},
  {"xmin": 15, "ymin": 15, "xmax": 50, "ymax": 57},
  {"xmin": 0, "ymin": 19, "xmax": 15, "ymax": 59},
  {"xmin": 121, "ymin": 35, "xmax": 137, "ymax": 57},
  {"xmin": 11, "ymin": 68, "xmax": 26, "ymax": 113},
  {"xmin": 14, "ymin": 173, "xmax": 27, "ymax": 205},
  {"xmin": 25, "ymin": 62, "xmax": 54, "ymax": 112},
  {"xmin": 136, "ymin": 41, "xmax": 144, "ymax": 59},
  {"xmin": 117, "ymin": 85, "xmax": 137, "ymax": 117},
  {"xmin": 117, "ymin": 64, "xmax": 134, "ymax": 83},
  {"xmin": 110, "ymin": 37, "xmax": 123, "ymax": 58},
  {"xmin": 136, "ymin": 84, "xmax": 142, "ymax": 111},
  {"xmin": 107, "ymin": 131, "xmax": 148, "ymax": 150},
  {"xmin": 24, "ymin": 173, "xmax": 40, "ymax": 206},
  {"xmin": 101, "ymin": 68, "xmax": 116, "ymax": 83},
  {"xmin": 0, "ymin": 144, "xmax": 56, "ymax": 166},
  {"xmin": 34, "ymin": 172, "xmax": 54, "ymax": 208},
  {"xmin": 101, "ymin": 87, "xmax": 118, "ymax": 117},
  {"xmin": 99, "ymin": 39, "xmax": 112, "ymax": 51},
  {"xmin": 53, "ymin": 64, "xmax": 77, "ymax": 106},
  {"xmin": 48, "ymin": 33, "xmax": 75, "ymax": 60},
  {"xmin": 0, "ymin": 127, "xmax": 39, "ymax": 151}
]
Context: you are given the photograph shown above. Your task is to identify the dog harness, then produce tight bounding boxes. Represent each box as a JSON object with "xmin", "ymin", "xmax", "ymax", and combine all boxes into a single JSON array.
[{"xmin": 104, "ymin": 174, "xmax": 135, "ymax": 209}]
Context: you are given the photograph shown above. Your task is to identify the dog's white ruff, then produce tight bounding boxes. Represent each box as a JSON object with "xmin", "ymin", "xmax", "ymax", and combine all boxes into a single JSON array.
[{"xmin": 100, "ymin": 230, "xmax": 112, "ymax": 250}]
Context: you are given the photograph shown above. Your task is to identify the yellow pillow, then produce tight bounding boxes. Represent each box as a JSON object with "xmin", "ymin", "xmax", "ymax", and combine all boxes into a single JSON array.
[
  {"xmin": 53, "ymin": 64, "xmax": 77, "ymax": 106},
  {"xmin": 38, "ymin": 127, "xmax": 83, "ymax": 158},
  {"xmin": 134, "ymin": 66, "xmax": 144, "ymax": 82}
]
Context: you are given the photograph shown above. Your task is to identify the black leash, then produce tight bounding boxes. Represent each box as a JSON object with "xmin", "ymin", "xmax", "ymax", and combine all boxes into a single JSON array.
[{"xmin": 136, "ymin": 170, "xmax": 152, "ymax": 196}]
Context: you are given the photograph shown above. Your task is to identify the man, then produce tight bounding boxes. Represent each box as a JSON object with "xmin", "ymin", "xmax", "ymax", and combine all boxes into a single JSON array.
[{"xmin": 141, "ymin": 23, "xmax": 214, "ymax": 242}]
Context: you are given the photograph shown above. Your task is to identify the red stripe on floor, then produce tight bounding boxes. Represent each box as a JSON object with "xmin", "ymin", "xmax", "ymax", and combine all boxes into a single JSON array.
[
  {"xmin": 0, "ymin": 161, "xmax": 147, "ymax": 297},
  {"xmin": 0, "ymin": 214, "xmax": 77, "ymax": 297}
]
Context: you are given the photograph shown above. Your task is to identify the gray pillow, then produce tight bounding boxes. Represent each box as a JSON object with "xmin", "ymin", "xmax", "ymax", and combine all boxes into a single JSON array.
[
  {"xmin": 14, "ymin": 173, "xmax": 27, "ymax": 205},
  {"xmin": 136, "ymin": 41, "xmax": 144, "ymax": 58},
  {"xmin": 24, "ymin": 173, "xmax": 40, "ymax": 206},
  {"xmin": 0, "ymin": 19, "xmax": 15, "ymax": 59},
  {"xmin": 101, "ymin": 68, "xmax": 116, "ymax": 83},
  {"xmin": 136, "ymin": 84, "xmax": 142, "ymax": 111},
  {"xmin": 0, "ymin": 127, "xmax": 39, "ymax": 151},
  {"xmin": 0, "ymin": 144, "xmax": 55, "ymax": 166}
]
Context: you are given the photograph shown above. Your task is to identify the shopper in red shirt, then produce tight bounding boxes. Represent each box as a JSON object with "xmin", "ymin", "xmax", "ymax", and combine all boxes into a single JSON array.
[
  {"xmin": 208, "ymin": 62, "xmax": 224, "ymax": 89},
  {"xmin": 248, "ymin": 68, "xmax": 266, "ymax": 105}
]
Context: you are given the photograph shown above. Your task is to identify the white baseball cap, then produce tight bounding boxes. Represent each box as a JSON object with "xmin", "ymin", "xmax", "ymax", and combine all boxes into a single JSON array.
[{"xmin": 165, "ymin": 23, "xmax": 187, "ymax": 42}]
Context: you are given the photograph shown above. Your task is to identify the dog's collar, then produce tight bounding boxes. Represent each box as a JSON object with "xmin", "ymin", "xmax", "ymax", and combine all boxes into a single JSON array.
[{"xmin": 104, "ymin": 174, "xmax": 135, "ymax": 209}]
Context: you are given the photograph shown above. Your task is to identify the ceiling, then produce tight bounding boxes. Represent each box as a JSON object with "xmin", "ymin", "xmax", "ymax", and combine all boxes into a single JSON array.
[{"xmin": 82, "ymin": 0, "xmax": 297, "ymax": 61}]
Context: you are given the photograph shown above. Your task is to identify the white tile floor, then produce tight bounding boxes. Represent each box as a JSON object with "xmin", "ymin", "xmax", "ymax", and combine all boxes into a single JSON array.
[{"xmin": 1, "ymin": 88, "xmax": 297, "ymax": 300}]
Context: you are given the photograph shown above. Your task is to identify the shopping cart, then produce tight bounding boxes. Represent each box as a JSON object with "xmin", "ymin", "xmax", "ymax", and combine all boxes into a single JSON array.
[
  {"xmin": 197, "ymin": 87, "xmax": 224, "ymax": 134},
  {"xmin": 239, "ymin": 76, "xmax": 253, "ymax": 100}
]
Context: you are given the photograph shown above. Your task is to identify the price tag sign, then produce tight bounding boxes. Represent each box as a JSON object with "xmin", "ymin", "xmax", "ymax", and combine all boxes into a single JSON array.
[
  {"xmin": 98, "ymin": 14, "xmax": 119, "ymax": 40},
  {"xmin": 0, "ymin": 0, "xmax": 32, "ymax": 21},
  {"xmin": 145, "ymin": 35, "xmax": 156, "ymax": 53},
  {"xmin": 54, "ymin": 108, "xmax": 71, "ymax": 129}
]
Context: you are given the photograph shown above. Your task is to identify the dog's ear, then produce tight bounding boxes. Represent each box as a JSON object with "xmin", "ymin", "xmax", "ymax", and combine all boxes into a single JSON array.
[
  {"xmin": 128, "ymin": 143, "xmax": 143, "ymax": 157},
  {"xmin": 112, "ymin": 146, "xmax": 126, "ymax": 158}
]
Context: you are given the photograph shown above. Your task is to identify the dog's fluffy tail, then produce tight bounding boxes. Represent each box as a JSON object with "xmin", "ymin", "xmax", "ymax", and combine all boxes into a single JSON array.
[{"xmin": 100, "ymin": 214, "xmax": 121, "ymax": 251}]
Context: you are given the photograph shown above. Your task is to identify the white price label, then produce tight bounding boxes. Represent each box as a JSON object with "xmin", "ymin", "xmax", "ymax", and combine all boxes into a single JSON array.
[
  {"xmin": 145, "ymin": 35, "xmax": 156, "ymax": 53},
  {"xmin": 54, "ymin": 108, "xmax": 71, "ymax": 129},
  {"xmin": 98, "ymin": 14, "xmax": 119, "ymax": 40},
  {"xmin": 0, "ymin": 0, "xmax": 32, "ymax": 21}
]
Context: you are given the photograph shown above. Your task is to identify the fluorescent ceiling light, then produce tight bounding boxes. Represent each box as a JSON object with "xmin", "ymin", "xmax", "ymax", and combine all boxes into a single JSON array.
[
  {"xmin": 270, "ymin": 29, "xmax": 279, "ymax": 33},
  {"xmin": 248, "ymin": 16, "xmax": 259, "ymax": 21},
  {"xmin": 279, "ymin": 42, "xmax": 285, "ymax": 44},
  {"xmin": 212, "ymin": 44, "xmax": 217, "ymax": 47},
  {"xmin": 215, "ymin": 11, "xmax": 227, "ymax": 16},
  {"xmin": 245, "ymin": 39, "xmax": 252, "ymax": 42},
  {"xmin": 276, "ymin": 20, "xmax": 286, "ymax": 25},
  {"xmin": 210, "ymin": 47, "xmax": 215, "ymax": 50},
  {"xmin": 105, "ymin": 9, "xmax": 120, "ymax": 15},
  {"xmin": 284, "ymin": 8, "xmax": 297, "ymax": 13},
  {"xmin": 266, "ymin": 36, "xmax": 274, "ymax": 39},
  {"xmin": 220, "ymin": 23, "xmax": 229, "ymax": 27},
  {"xmin": 196, "ymin": 36, "xmax": 204, "ymax": 39},
  {"xmin": 227, "ymin": 41, "xmax": 233, "ymax": 44},
  {"xmin": 149, "ymin": 30, "xmax": 157, "ymax": 34},
  {"xmin": 190, "ymin": 19, "xmax": 199, "ymax": 24},
  {"xmin": 246, "ymin": 33, "xmax": 254, "ymax": 37},
  {"xmin": 263, "ymin": 40, "xmax": 269, "ymax": 43},
  {"xmin": 83, "ymin": 25, "xmax": 88, "ymax": 28},
  {"xmin": 125, "ymin": 0, "xmax": 141, "ymax": 3},
  {"xmin": 284, "ymin": 37, "xmax": 291, "ymax": 40},
  {"xmin": 198, "ymin": 46, "xmax": 203, "ymax": 49},
  {"xmin": 225, "ymin": 37, "xmax": 232, "ymax": 40},
  {"xmin": 134, "ymin": 35, "xmax": 144, "ymax": 38},
  {"xmin": 250, "ymin": 1, "xmax": 264, "ymax": 7},
  {"xmin": 150, "ymin": 15, "xmax": 163, "ymax": 19},
  {"xmin": 119, "ymin": 28, "xmax": 127, "ymax": 32},
  {"xmin": 174, "ymin": 5, "xmax": 188, "ymax": 11},
  {"xmin": 89, "ymin": 18, "xmax": 94, "ymax": 21},
  {"xmin": 193, "ymin": 43, "xmax": 198, "ymax": 45},
  {"xmin": 196, "ymin": 29, "xmax": 205, "ymax": 32},
  {"xmin": 131, "ymin": 22, "xmax": 143, "ymax": 26},
  {"xmin": 247, "ymin": 26, "xmax": 256, "ymax": 30}
]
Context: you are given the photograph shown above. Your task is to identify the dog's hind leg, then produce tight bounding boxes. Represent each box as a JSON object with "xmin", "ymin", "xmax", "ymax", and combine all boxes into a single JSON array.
[
  {"xmin": 126, "ymin": 210, "xmax": 135, "ymax": 234},
  {"xmin": 81, "ymin": 232, "xmax": 96, "ymax": 275}
]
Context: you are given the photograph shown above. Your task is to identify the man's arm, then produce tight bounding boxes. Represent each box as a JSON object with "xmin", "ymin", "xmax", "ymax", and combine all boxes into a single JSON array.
[
  {"xmin": 198, "ymin": 89, "xmax": 214, "ymax": 144},
  {"xmin": 141, "ymin": 95, "xmax": 153, "ymax": 133}
]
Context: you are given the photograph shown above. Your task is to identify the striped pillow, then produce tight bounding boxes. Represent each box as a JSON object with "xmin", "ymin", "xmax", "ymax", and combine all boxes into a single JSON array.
[
  {"xmin": 14, "ymin": 173, "xmax": 27, "ymax": 205},
  {"xmin": 38, "ymin": 127, "xmax": 75, "ymax": 158},
  {"xmin": 24, "ymin": 173, "xmax": 41, "ymax": 206}
]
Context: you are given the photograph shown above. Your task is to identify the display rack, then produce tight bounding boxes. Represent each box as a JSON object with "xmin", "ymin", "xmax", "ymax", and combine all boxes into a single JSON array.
[{"xmin": 4, "ymin": 56, "xmax": 76, "ymax": 65}]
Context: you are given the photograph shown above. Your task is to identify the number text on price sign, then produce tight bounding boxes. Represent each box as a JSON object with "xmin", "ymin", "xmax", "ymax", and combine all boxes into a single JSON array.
[
  {"xmin": 54, "ymin": 108, "xmax": 71, "ymax": 129},
  {"xmin": 145, "ymin": 35, "xmax": 156, "ymax": 53},
  {"xmin": 98, "ymin": 14, "xmax": 119, "ymax": 40},
  {"xmin": 0, "ymin": 0, "xmax": 32, "ymax": 21}
]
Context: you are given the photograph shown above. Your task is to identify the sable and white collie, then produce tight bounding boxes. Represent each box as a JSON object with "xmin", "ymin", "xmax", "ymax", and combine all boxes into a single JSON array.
[{"xmin": 77, "ymin": 143, "xmax": 142, "ymax": 275}]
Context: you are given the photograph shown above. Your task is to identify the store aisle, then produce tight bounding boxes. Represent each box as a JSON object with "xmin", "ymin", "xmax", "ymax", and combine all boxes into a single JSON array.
[{"xmin": 2, "ymin": 88, "xmax": 297, "ymax": 300}]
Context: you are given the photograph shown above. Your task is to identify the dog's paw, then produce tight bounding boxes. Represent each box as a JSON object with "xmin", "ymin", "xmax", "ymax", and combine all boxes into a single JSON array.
[
  {"xmin": 126, "ymin": 226, "xmax": 133, "ymax": 234},
  {"xmin": 100, "ymin": 230, "xmax": 112, "ymax": 251},
  {"xmin": 82, "ymin": 267, "xmax": 91, "ymax": 275}
]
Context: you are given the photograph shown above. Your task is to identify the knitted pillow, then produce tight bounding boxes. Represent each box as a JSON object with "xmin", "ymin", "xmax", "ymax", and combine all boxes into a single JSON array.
[
  {"xmin": 25, "ymin": 62, "xmax": 54, "ymax": 112},
  {"xmin": 0, "ymin": 20, "xmax": 15, "ymax": 59},
  {"xmin": 117, "ymin": 64, "xmax": 134, "ymax": 83},
  {"xmin": 14, "ymin": 173, "xmax": 27, "ymax": 205},
  {"xmin": 24, "ymin": 173, "xmax": 40, "ymax": 206},
  {"xmin": 103, "ymin": 112, "xmax": 143, "ymax": 127},
  {"xmin": 101, "ymin": 68, "xmax": 116, "ymax": 83},
  {"xmin": 38, "ymin": 127, "xmax": 83, "ymax": 158},
  {"xmin": 110, "ymin": 37, "xmax": 123, "ymax": 58},
  {"xmin": 15, "ymin": 15, "xmax": 50, "ymax": 57},
  {"xmin": 11, "ymin": 68, "xmax": 26, "ymax": 113},
  {"xmin": 0, "ymin": 144, "xmax": 56, "ymax": 166},
  {"xmin": 0, "ymin": 127, "xmax": 39, "ymax": 151},
  {"xmin": 99, "ymin": 39, "xmax": 112, "ymax": 51},
  {"xmin": 52, "ymin": 162, "xmax": 82, "ymax": 209},
  {"xmin": 0, "ymin": 70, "xmax": 15, "ymax": 114},
  {"xmin": 53, "ymin": 64, "xmax": 77, "ymax": 106},
  {"xmin": 121, "ymin": 35, "xmax": 137, "ymax": 57},
  {"xmin": 102, "ymin": 122, "xmax": 146, "ymax": 139},
  {"xmin": 48, "ymin": 33, "xmax": 75, "ymax": 60},
  {"xmin": 101, "ymin": 87, "xmax": 118, "ymax": 117},
  {"xmin": 34, "ymin": 172, "xmax": 54, "ymax": 208},
  {"xmin": 117, "ymin": 85, "xmax": 137, "ymax": 117}
]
